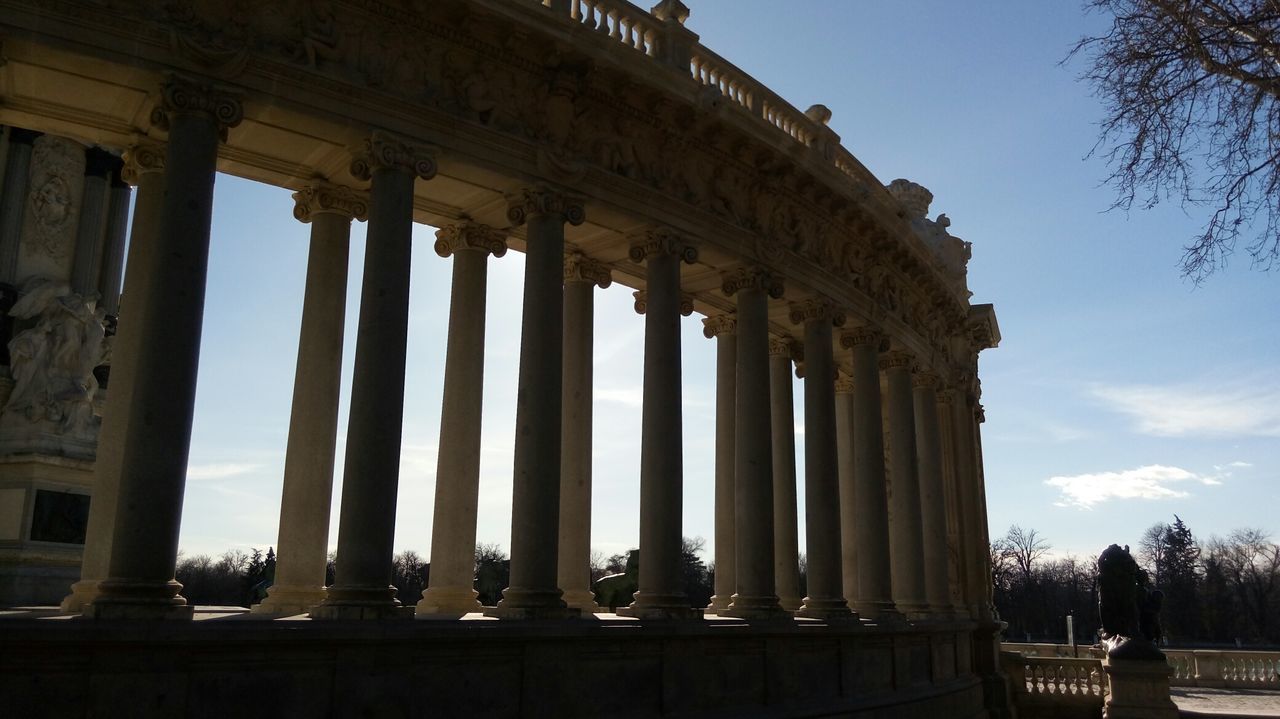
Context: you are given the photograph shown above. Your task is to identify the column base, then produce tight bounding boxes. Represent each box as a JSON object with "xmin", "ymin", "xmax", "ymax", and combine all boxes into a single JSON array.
[
  {"xmin": 722, "ymin": 594, "xmax": 790, "ymax": 621},
  {"xmin": 561, "ymin": 588, "xmax": 600, "ymax": 613},
  {"xmin": 895, "ymin": 600, "xmax": 932, "ymax": 621},
  {"xmin": 853, "ymin": 599, "xmax": 906, "ymax": 624},
  {"xmin": 415, "ymin": 586, "xmax": 482, "ymax": 617},
  {"xmin": 796, "ymin": 599, "xmax": 857, "ymax": 622},
  {"xmin": 309, "ymin": 584, "xmax": 405, "ymax": 620},
  {"xmin": 617, "ymin": 592, "xmax": 700, "ymax": 620},
  {"xmin": 86, "ymin": 579, "xmax": 193, "ymax": 620},
  {"xmin": 779, "ymin": 595, "xmax": 803, "ymax": 612},
  {"xmin": 483, "ymin": 605, "xmax": 582, "ymax": 620},
  {"xmin": 60, "ymin": 579, "xmax": 102, "ymax": 615},
  {"xmin": 704, "ymin": 594, "xmax": 732, "ymax": 614},
  {"xmin": 251, "ymin": 584, "xmax": 326, "ymax": 617},
  {"xmin": 483, "ymin": 587, "xmax": 579, "ymax": 619}
]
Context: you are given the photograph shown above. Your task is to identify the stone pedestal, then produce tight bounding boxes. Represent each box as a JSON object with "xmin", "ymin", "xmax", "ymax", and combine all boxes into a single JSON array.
[
  {"xmin": 0, "ymin": 456, "xmax": 94, "ymax": 606},
  {"xmin": 1101, "ymin": 656, "xmax": 1179, "ymax": 719}
]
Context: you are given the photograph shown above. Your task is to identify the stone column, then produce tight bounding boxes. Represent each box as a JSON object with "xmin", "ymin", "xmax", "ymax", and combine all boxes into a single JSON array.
[
  {"xmin": 61, "ymin": 141, "xmax": 165, "ymax": 614},
  {"xmin": 913, "ymin": 371, "xmax": 952, "ymax": 616},
  {"xmin": 834, "ymin": 374, "xmax": 858, "ymax": 607},
  {"xmin": 841, "ymin": 328, "xmax": 900, "ymax": 621},
  {"xmin": 89, "ymin": 78, "xmax": 243, "ymax": 620},
  {"xmin": 488, "ymin": 187, "xmax": 584, "ymax": 619},
  {"xmin": 951, "ymin": 377, "xmax": 990, "ymax": 620},
  {"xmin": 311, "ymin": 132, "xmax": 436, "ymax": 620},
  {"xmin": 0, "ymin": 128, "xmax": 40, "ymax": 285},
  {"xmin": 252, "ymin": 184, "xmax": 366, "ymax": 617},
  {"xmin": 880, "ymin": 350, "xmax": 929, "ymax": 619},
  {"xmin": 70, "ymin": 148, "xmax": 117, "ymax": 297},
  {"xmin": 622, "ymin": 230, "xmax": 699, "ymax": 620},
  {"xmin": 721, "ymin": 267, "xmax": 786, "ymax": 619},
  {"xmin": 703, "ymin": 313, "xmax": 736, "ymax": 614},
  {"xmin": 97, "ymin": 165, "xmax": 133, "ymax": 316},
  {"xmin": 416, "ymin": 223, "xmax": 508, "ymax": 616},
  {"xmin": 767, "ymin": 336, "xmax": 802, "ymax": 612},
  {"xmin": 792, "ymin": 300, "xmax": 853, "ymax": 620},
  {"xmin": 937, "ymin": 388, "xmax": 969, "ymax": 616},
  {"xmin": 557, "ymin": 250, "xmax": 611, "ymax": 613}
]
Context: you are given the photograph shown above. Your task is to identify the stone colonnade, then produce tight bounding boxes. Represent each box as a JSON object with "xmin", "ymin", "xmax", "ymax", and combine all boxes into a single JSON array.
[{"xmin": 55, "ymin": 77, "xmax": 997, "ymax": 624}]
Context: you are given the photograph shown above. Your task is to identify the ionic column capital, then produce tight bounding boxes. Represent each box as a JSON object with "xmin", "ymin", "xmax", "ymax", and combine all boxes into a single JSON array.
[
  {"xmin": 506, "ymin": 186, "xmax": 586, "ymax": 226},
  {"xmin": 434, "ymin": 222, "xmax": 507, "ymax": 258},
  {"xmin": 878, "ymin": 350, "xmax": 916, "ymax": 372},
  {"xmin": 912, "ymin": 371, "xmax": 941, "ymax": 391},
  {"xmin": 350, "ymin": 131, "xmax": 438, "ymax": 181},
  {"xmin": 702, "ymin": 313, "xmax": 737, "ymax": 339},
  {"xmin": 788, "ymin": 299, "xmax": 846, "ymax": 327},
  {"xmin": 292, "ymin": 183, "xmax": 369, "ymax": 223},
  {"xmin": 629, "ymin": 228, "xmax": 698, "ymax": 265},
  {"xmin": 149, "ymin": 75, "xmax": 244, "ymax": 140},
  {"xmin": 936, "ymin": 387, "xmax": 955, "ymax": 405},
  {"xmin": 120, "ymin": 141, "xmax": 167, "ymax": 185},
  {"xmin": 768, "ymin": 335, "xmax": 801, "ymax": 360},
  {"xmin": 839, "ymin": 325, "xmax": 887, "ymax": 351},
  {"xmin": 633, "ymin": 290, "xmax": 693, "ymax": 316},
  {"xmin": 835, "ymin": 374, "xmax": 855, "ymax": 394},
  {"xmin": 564, "ymin": 250, "xmax": 612, "ymax": 288},
  {"xmin": 721, "ymin": 266, "xmax": 784, "ymax": 299}
]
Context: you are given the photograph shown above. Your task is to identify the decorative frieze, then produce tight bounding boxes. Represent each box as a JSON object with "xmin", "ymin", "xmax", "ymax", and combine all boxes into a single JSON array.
[
  {"xmin": 349, "ymin": 131, "xmax": 437, "ymax": 181},
  {"xmin": 721, "ymin": 266, "xmax": 784, "ymax": 299},
  {"xmin": 292, "ymin": 183, "xmax": 369, "ymax": 223},
  {"xmin": 563, "ymin": 250, "xmax": 612, "ymax": 288},
  {"xmin": 434, "ymin": 222, "xmax": 507, "ymax": 258},
  {"xmin": 633, "ymin": 290, "xmax": 693, "ymax": 316},
  {"xmin": 506, "ymin": 186, "xmax": 586, "ymax": 226},
  {"xmin": 701, "ymin": 313, "xmax": 736, "ymax": 339},
  {"xmin": 788, "ymin": 299, "xmax": 846, "ymax": 327},
  {"xmin": 149, "ymin": 75, "xmax": 244, "ymax": 140}
]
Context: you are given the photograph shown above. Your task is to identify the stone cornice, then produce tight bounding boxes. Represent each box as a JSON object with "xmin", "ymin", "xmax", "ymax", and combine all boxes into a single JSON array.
[
  {"xmin": 721, "ymin": 267, "xmax": 784, "ymax": 299},
  {"xmin": 506, "ymin": 187, "xmax": 586, "ymax": 227},
  {"xmin": 788, "ymin": 299, "xmax": 846, "ymax": 327},
  {"xmin": 878, "ymin": 350, "xmax": 915, "ymax": 372},
  {"xmin": 120, "ymin": 141, "xmax": 166, "ymax": 185},
  {"xmin": 633, "ymin": 290, "xmax": 693, "ymax": 316},
  {"xmin": 564, "ymin": 250, "xmax": 612, "ymax": 288},
  {"xmin": 628, "ymin": 229, "xmax": 699, "ymax": 265},
  {"xmin": 434, "ymin": 222, "xmax": 507, "ymax": 258},
  {"xmin": 349, "ymin": 131, "xmax": 438, "ymax": 181},
  {"xmin": 701, "ymin": 313, "xmax": 736, "ymax": 339},
  {"xmin": 149, "ymin": 75, "xmax": 243, "ymax": 140},
  {"xmin": 292, "ymin": 183, "xmax": 369, "ymax": 223}
]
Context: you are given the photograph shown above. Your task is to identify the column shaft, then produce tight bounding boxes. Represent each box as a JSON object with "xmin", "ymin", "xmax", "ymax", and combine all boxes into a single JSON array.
[
  {"xmin": 70, "ymin": 149, "xmax": 115, "ymax": 296},
  {"xmin": 796, "ymin": 309, "xmax": 851, "ymax": 619},
  {"xmin": 914, "ymin": 376, "xmax": 952, "ymax": 615},
  {"xmin": 91, "ymin": 86, "xmax": 241, "ymax": 619},
  {"xmin": 61, "ymin": 145, "xmax": 164, "ymax": 614},
  {"xmin": 835, "ymin": 381, "xmax": 858, "ymax": 606},
  {"xmin": 419, "ymin": 225, "xmax": 504, "ymax": 616},
  {"xmin": 882, "ymin": 354, "xmax": 929, "ymax": 618},
  {"xmin": 938, "ymin": 391, "xmax": 969, "ymax": 616},
  {"xmin": 704, "ymin": 317, "xmax": 736, "ymax": 613},
  {"xmin": 97, "ymin": 170, "xmax": 132, "ymax": 316},
  {"xmin": 0, "ymin": 129, "xmax": 39, "ymax": 284},
  {"xmin": 312, "ymin": 167, "xmax": 417, "ymax": 620},
  {"xmin": 255, "ymin": 195, "xmax": 358, "ymax": 616},
  {"xmin": 768, "ymin": 340, "xmax": 802, "ymax": 612}
]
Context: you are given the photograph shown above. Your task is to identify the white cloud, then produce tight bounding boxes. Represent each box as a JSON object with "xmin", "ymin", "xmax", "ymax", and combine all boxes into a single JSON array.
[
  {"xmin": 1092, "ymin": 378, "xmax": 1280, "ymax": 438},
  {"xmin": 594, "ymin": 386, "xmax": 643, "ymax": 407},
  {"xmin": 186, "ymin": 462, "xmax": 262, "ymax": 481},
  {"xmin": 1045, "ymin": 464, "xmax": 1223, "ymax": 509}
]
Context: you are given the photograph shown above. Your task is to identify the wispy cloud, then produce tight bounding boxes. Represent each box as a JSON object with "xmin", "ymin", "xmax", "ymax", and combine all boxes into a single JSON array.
[
  {"xmin": 1045, "ymin": 464, "xmax": 1223, "ymax": 509},
  {"xmin": 1092, "ymin": 377, "xmax": 1280, "ymax": 438},
  {"xmin": 187, "ymin": 462, "xmax": 262, "ymax": 481}
]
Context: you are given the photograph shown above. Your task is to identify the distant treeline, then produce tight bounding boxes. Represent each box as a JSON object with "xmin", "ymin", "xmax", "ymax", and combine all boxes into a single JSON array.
[{"xmin": 992, "ymin": 517, "xmax": 1280, "ymax": 647}]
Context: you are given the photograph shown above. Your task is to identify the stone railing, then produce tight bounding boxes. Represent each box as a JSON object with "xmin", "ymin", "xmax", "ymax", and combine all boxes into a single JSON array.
[
  {"xmin": 1000, "ymin": 650, "xmax": 1105, "ymax": 719},
  {"xmin": 1004, "ymin": 643, "xmax": 1280, "ymax": 690},
  {"xmin": 560, "ymin": 0, "xmax": 662, "ymax": 57}
]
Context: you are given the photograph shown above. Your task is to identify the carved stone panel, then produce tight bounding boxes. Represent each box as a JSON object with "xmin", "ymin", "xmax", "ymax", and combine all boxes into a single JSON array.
[{"xmin": 17, "ymin": 136, "xmax": 85, "ymax": 285}]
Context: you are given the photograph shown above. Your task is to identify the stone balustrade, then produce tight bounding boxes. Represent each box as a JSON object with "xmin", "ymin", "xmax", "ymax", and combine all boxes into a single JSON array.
[{"xmin": 1003, "ymin": 642, "xmax": 1280, "ymax": 691}]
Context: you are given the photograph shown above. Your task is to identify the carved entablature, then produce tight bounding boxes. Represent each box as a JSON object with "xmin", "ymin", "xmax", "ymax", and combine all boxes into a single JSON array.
[
  {"xmin": 629, "ymin": 229, "xmax": 699, "ymax": 265},
  {"xmin": 702, "ymin": 313, "xmax": 736, "ymax": 339},
  {"xmin": 721, "ymin": 267, "xmax": 784, "ymax": 299},
  {"xmin": 564, "ymin": 250, "xmax": 612, "ymax": 288},
  {"xmin": 633, "ymin": 290, "xmax": 693, "ymax": 316},
  {"xmin": 350, "ymin": 131, "xmax": 437, "ymax": 181},
  {"xmin": 434, "ymin": 223, "xmax": 507, "ymax": 259},
  {"xmin": 788, "ymin": 299, "xmax": 846, "ymax": 328},
  {"xmin": 120, "ymin": 141, "xmax": 166, "ymax": 185},
  {"xmin": 292, "ymin": 183, "xmax": 369, "ymax": 223},
  {"xmin": 506, "ymin": 187, "xmax": 586, "ymax": 227},
  {"xmin": 966, "ymin": 304, "xmax": 1001, "ymax": 352},
  {"xmin": 149, "ymin": 75, "xmax": 243, "ymax": 141}
]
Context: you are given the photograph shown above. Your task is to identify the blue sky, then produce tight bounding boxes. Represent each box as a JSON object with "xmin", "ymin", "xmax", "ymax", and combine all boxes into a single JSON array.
[{"xmin": 172, "ymin": 1, "xmax": 1278, "ymax": 566}]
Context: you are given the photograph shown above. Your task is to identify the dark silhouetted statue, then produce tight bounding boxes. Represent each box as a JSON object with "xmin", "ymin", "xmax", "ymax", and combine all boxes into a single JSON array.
[
  {"xmin": 1096, "ymin": 544, "xmax": 1164, "ymax": 660},
  {"xmin": 592, "ymin": 550, "xmax": 639, "ymax": 612}
]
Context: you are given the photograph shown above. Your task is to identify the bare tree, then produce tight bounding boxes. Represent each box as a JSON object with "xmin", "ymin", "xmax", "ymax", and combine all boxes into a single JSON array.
[
  {"xmin": 997, "ymin": 525, "xmax": 1052, "ymax": 583},
  {"xmin": 1139, "ymin": 520, "xmax": 1171, "ymax": 583},
  {"xmin": 1070, "ymin": 0, "xmax": 1280, "ymax": 279}
]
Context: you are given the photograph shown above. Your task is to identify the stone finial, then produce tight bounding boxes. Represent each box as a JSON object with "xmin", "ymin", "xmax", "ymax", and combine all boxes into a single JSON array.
[
  {"xmin": 506, "ymin": 186, "xmax": 586, "ymax": 227},
  {"xmin": 702, "ymin": 313, "xmax": 736, "ymax": 339},
  {"xmin": 292, "ymin": 183, "xmax": 369, "ymax": 223},
  {"xmin": 788, "ymin": 299, "xmax": 846, "ymax": 327},
  {"xmin": 878, "ymin": 350, "xmax": 916, "ymax": 373},
  {"xmin": 149, "ymin": 75, "xmax": 244, "ymax": 140},
  {"xmin": 434, "ymin": 222, "xmax": 507, "ymax": 258},
  {"xmin": 633, "ymin": 290, "xmax": 693, "ymax": 316},
  {"xmin": 120, "ymin": 141, "xmax": 167, "ymax": 185},
  {"xmin": 804, "ymin": 104, "xmax": 832, "ymax": 126},
  {"xmin": 721, "ymin": 266, "xmax": 784, "ymax": 299},
  {"xmin": 564, "ymin": 250, "xmax": 612, "ymax": 288},
  {"xmin": 629, "ymin": 229, "xmax": 698, "ymax": 265},
  {"xmin": 650, "ymin": 0, "xmax": 690, "ymax": 25},
  {"xmin": 839, "ymin": 325, "xmax": 886, "ymax": 351},
  {"xmin": 350, "ymin": 131, "xmax": 438, "ymax": 181},
  {"xmin": 885, "ymin": 178, "xmax": 932, "ymax": 221}
]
